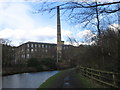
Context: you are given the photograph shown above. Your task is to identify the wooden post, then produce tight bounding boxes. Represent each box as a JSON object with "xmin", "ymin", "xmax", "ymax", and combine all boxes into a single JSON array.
[
  {"xmin": 112, "ymin": 73, "xmax": 116, "ymax": 86},
  {"xmin": 98, "ymin": 72, "xmax": 101, "ymax": 80},
  {"xmin": 90, "ymin": 68, "xmax": 93, "ymax": 78},
  {"xmin": 84, "ymin": 67, "xmax": 87, "ymax": 77}
]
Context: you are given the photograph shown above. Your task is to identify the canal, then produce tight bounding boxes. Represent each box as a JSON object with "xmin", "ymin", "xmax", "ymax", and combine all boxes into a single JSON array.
[{"xmin": 2, "ymin": 71, "xmax": 59, "ymax": 88}]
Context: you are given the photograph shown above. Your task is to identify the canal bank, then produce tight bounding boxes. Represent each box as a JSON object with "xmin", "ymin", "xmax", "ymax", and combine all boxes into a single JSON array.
[
  {"xmin": 39, "ymin": 68, "xmax": 103, "ymax": 88},
  {"xmin": 39, "ymin": 69, "xmax": 74, "ymax": 88},
  {"xmin": 2, "ymin": 67, "xmax": 58, "ymax": 76}
]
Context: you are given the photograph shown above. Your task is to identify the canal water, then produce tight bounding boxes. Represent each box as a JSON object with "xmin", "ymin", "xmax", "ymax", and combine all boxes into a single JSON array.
[{"xmin": 2, "ymin": 71, "xmax": 59, "ymax": 88}]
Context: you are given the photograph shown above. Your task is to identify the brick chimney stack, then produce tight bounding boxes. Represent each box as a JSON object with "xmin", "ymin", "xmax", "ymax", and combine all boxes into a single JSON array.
[{"xmin": 57, "ymin": 6, "xmax": 62, "ymax": 63}]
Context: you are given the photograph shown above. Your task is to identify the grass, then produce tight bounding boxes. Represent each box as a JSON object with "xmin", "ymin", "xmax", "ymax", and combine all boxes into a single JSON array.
[
  {"xmin": 38, "ymin": 69, "xmax": 72, "ymax": 88},
  {"xmin": 74, "ymin": 72, "xmax": 103, "ymax": 88},
  {"xmin": 39, "ymin": 70, "xmax": 62, "ymax": 88},
  {"xmin": 38, "ymin": 68, "xmax": 104, "ymax": 89}
]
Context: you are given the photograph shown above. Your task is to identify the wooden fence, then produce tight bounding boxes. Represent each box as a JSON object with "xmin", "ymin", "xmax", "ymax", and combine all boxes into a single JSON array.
[{"xmin": 79, "ymin": 66, "xmax": 120, "ymax": 88}]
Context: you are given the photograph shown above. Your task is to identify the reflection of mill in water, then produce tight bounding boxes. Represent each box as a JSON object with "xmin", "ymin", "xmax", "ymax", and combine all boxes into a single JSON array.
[{"xmin": 57, "ymin": 6, "xmax": 64, "ymax": 63}]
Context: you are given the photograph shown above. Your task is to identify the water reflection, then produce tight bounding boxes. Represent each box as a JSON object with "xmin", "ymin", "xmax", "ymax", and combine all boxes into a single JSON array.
[{"xmin": 2, "ymin": 71, "xmax": 59, "ymax": 88}]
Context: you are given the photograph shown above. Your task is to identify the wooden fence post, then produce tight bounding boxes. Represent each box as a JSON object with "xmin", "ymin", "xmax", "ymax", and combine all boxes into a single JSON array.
[
  {"xmin": 112, "ymin": 73, "xmax": 116, "ymax": 86},
  {"xmin": 98, "ymin": 72, "xmax": 101, "ymax": 80},
  {"xmin": 80, "ymin": 66, "xmax": 120, "ymax": 88}
]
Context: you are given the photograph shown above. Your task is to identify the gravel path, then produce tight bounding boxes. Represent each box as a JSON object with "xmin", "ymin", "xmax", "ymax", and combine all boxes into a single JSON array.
[
  {"xmin": 39, "ymin": 69, "xmax": 85, "ymax": 88},
  {"xmin": 62, "ymin": 70, "xmax": 85, "ymax": 88},
  {"xmin": 49, "ymin": 69, "xmax": 85, "ymax": 88}
]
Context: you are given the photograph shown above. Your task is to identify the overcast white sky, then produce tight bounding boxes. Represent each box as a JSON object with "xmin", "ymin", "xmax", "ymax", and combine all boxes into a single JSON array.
[
  {"xmin": 0, "ymin": 0, "xmax": 119, "ymax": 46},
  {"xmin": 0, "ymin": 1, "xmax": 93, "ymax": 46}
]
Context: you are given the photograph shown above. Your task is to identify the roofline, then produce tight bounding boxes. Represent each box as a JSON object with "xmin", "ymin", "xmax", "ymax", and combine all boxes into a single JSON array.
[{"xmin": 18, "ymin": 41, "xmax": 73, "ymax": 47}]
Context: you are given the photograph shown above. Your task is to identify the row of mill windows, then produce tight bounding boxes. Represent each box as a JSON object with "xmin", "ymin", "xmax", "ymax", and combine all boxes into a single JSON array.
[
  {"xmin": 27, "ymin": 48, "xmax": 48, "ymax": 53},
  {"xmin": 27, "ymin": 43, "xmax": 69, "ymax": 49},
  {"xmin": 27, "ymin": 44, "xmax": 51, "ymax": 48},
  {"xmin": 21, "ymin": 52, "xmax": 51, "ymax": 59}
]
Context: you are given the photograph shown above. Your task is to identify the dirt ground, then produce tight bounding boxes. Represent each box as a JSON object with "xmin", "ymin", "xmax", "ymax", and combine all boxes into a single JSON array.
[{"xmin": 62, "ymin": 70, "xmax": 85, "ymax": 88}]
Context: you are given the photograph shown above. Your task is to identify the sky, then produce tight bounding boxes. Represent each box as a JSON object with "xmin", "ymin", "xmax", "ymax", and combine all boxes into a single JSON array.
[{"xmin": 0, "ymin": 0, "xmax": 119, "ymax": 46}]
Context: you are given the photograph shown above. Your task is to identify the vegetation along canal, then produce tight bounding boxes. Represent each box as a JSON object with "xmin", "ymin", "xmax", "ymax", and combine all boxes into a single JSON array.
[{"xmin": 2, "ymin": 71, "xmax": 59, "ymax": 88}]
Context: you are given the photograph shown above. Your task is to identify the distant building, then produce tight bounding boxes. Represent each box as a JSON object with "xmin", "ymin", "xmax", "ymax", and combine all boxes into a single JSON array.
[{"xmin": 14, "ymin": 41, "xmax": 72, "ymax": 65}]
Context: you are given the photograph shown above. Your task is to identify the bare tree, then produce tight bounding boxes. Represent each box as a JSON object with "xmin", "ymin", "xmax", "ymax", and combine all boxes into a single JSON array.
[
  {"xmin": 0, "ymin": 38, "xmax": 12, "ymax": 46},
  {"xmin": 0, "ymin": 38, "xmax": 15, "ymax": 67},
  {"xmin": 35, "ymin": 1, "xmax": 120, "ymax": 70},
  {"xmin": 38, "ymin": 1, "xmax": 120, "ymax": 30},
  {"xmin": 37, "ymin": 1, "xmax": 120, "ymax": 47},
  {"xmin": 36, "ymin": 1, "xmax": 120, "ymax": 41}
]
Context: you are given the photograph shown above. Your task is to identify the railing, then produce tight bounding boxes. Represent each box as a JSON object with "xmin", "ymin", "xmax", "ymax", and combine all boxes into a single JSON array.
[{"xmin": 79, "ymin": 66, "xmax": 120, "ymax": 88}]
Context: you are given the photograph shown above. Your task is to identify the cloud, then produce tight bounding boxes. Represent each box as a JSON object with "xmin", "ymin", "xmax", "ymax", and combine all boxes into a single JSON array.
[
  {"xmin": 109, "ymin": 24, "xmax": 120, "ymax": 30},
  {"xmin": 76, "ymin": 30, "xmax": 96, "ymax": 45},
  {"xmin": 77, "ymin": 30, "xmax": 95, "ymax": 39},
  {"xmin": 64, "ymin": 30, "xmax": 96, "ymax": 46},
  {"xmin": 0, "ymin": 1, "xmax": 98, "ymax": 46},
  {"xmin": 0, "ymin": 27, "xmax": 72, "ymax": 46},
  {"xmin": 0, "ymin": 2, "xmax": 73, "ymax": 46},
  {"xmin": 0, "ymin": 2, "xmax": 36, "ymax": 30}
]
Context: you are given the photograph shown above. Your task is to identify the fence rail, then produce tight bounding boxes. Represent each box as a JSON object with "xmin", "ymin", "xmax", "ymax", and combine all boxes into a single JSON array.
[{"xmin": 79, "ymin": 66, "xmax": 120, "ymax": 88}]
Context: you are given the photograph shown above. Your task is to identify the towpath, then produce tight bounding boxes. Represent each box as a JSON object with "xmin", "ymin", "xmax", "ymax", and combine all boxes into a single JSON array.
[{"xmin": 39, "ymin": 68, "xmax": 86, "ymax": 88}]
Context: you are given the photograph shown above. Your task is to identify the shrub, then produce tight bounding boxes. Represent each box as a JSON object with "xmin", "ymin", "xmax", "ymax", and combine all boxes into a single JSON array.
[{"xmin": 41, "ymin": 58, "xmax": 57, "ymax": 70}]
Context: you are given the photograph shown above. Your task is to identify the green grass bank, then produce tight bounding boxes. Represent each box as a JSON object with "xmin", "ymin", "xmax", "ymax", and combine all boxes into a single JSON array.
[
  {"xmin": 74, "ymin": 72, "xmax": 103, "ymax": 88},
  {"xmin": 38, "ymin": 68, "xmax": 104, "ymax": 88},
  {"xmin": 39, "ymin": 69, "xmax": 73, "ymax": 88}
]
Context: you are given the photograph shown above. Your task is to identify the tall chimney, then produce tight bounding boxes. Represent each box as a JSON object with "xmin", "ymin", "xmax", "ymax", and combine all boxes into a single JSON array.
[
  {"xmin": 57, "ymin": 6, "xmax": 62, "ymax": 63},
  {"xmin": 57, "ymin": 6, "xmax": 61, "ymax": 43}
]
